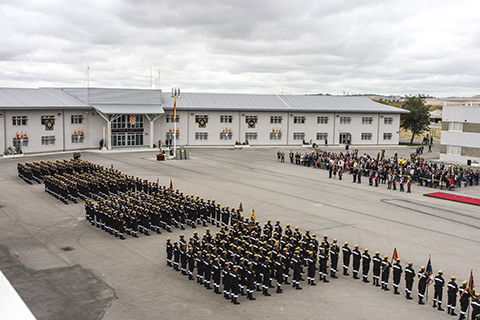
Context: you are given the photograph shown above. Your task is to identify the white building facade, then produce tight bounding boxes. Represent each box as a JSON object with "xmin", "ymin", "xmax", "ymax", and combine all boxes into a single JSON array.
[
  {"xmin": 1, "ymin": 88, "xmax": 408, "ymax": 154},
  {"xmin": 440, "ymin": 105, "xmax": 480, "ymax": 164}
]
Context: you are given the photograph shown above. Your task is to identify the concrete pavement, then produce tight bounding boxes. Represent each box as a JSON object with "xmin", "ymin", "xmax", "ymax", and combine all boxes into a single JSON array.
[{"xmin": 0, "ymin": 144, "xmax": 479, "ymax": 320}]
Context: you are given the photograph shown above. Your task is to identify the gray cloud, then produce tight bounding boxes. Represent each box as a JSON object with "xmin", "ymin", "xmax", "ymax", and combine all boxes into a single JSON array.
[{"xmin": 0, "ymin": 0, "xmax": 479, "ymax": 96}]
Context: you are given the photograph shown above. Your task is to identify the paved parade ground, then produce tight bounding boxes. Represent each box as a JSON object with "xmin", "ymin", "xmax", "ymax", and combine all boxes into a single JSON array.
[{"xmin": 1, "ymin": 143, "xmax": 479, "ymax": 320}]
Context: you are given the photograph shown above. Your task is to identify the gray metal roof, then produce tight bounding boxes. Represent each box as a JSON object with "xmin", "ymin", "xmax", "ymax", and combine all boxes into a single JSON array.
[
  {"xmin": 161, "ymin": 92, "xmax": 409, "ymax": 114},
  {"xmin": 0, "ymin": 88, "xmax": 90, "ymax": 109},
  {"xmin": 93, "ymin": 104, "xmax": 164, "ymax": 115},
  {"xmin": 62, "ymin": 88, "xmax": 164, "ymax": 105}
]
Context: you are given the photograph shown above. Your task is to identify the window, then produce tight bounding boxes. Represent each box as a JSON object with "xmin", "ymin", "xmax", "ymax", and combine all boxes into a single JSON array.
[
  {"xmin": 270, "ymin": 116, "xmax": 282, "ymax": 124},
  {"xmin": 41, "ymin": 115, "xmax": 55, "ymax": 125},
  {"xmin": 270, "ymin": 133, "xmax": 282, "ymax": 140},
  {"xmin": 71, "ymin": 115, "xmax": 84, "ymax": 124},
  {"xmin": 294, "ymin": 116, "xmax": 305, "ymax": 124},
  {"xmin": 220, "ymin": 132, "xmax": 233, "ymax": 140},
  {"xmin": 220, "ymin": 115, "xmax": 233, "ymax": 123},
  {"xmin": 362, "ymin": 117, "xmax": 373, "ymax": 125},
  {"xmin": 166, "ymin": 132, "xmax": 180, "ymax": 140},
  {"xmin": 383, "ymin": 133, "xmax": 392, "ymax": 140},
  {"xmin": 245, "ymin": 132, "xmax": 258, "ymax": 140},
  {"xmin": 245, "ymin": 116, "xmax": 258, "ymax": 123},
  {"xmin": 41, "ymin": 136, "xmax": 55, "ymax": 145},
  {"xmin": 448, "ymin": 122, "xmax": 463, "ymax": 132},
  {"xmin": 195, "ymin": 115, "xmax": 209, "ymax": 123},
  {"xmin": 384, "ymin": 117, "xmax": 393, "ymax": 125},
  {"xmin": 166, "ymin": 115, "xmax": 180, "ymax": 123},
  {"xmin": 111, "ymin": 114, "xmax": 144, "ymax": 129},
  {"xmin": 361, "ymin": 133, "xmax": 372, "ymax": 140},
  {"xmin": 13, "ymin": 138, "xmax": 28, "ymax": 147},
  {"xmin": 12, "ymin": 116, "xmax": 28, "ymax": 126},
  {"xmin": 71, "ymin": 135, "xmax": 84, "ymax": 143},
  {"xmin": 447, "ymin": 145, "xmax": 461, "ymax": 155},
  {"xmin": 195, "ymin": 132, "xmax": 208, "ymax": 140},
  {"xmin": 340, "ymin": 117, "xmax": 351, "ymax": 124},
  {"xmin": 316, "ymin": 133, "xmax": 328, "ymax": 140},
  {"xmin": 293, "ymin": 132, "xmax": 305, "ymax": 140},
  {"xmin": 317, "ymin": 116, "xmax": 329, "ymax": 124}
]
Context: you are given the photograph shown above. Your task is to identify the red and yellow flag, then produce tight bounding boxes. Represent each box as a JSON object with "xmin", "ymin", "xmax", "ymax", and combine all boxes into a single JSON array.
[
  {"xmin": 468, "ymin": 270, "xmax": 476, "ymax": 297},
  {"xmin": 251, "ymin": 208, "xmax": 256, "ymax": 221}
]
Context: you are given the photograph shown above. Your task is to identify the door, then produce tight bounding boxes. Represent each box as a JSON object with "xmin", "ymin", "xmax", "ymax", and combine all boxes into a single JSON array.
[
  {"xmin": 127, "ymin": 133, "xmax": 136, "ymax": 146},
  {"xmin": 339, "ymin": 133, "xmax": 351, "ymax": 144}
]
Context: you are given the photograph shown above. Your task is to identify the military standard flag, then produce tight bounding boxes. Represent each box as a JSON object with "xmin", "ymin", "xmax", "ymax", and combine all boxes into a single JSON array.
[
  {"xmin": 468, "ymin": 270, "xmax": 476, "ymax": 297},
  {"xmin": 426, "ymin": 256, "xmax": 434, "ymax": 286},
  {"xmin": 251, "ymin": 209, "xmax": 256, "ymax": 222}
]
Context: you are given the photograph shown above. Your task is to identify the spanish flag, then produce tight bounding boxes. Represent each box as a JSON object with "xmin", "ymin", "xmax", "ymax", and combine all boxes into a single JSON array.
[
  {"xmin": 16, "ymin": 132, "xmax": 19, "ymax": 139},
  {"xmin": 80, "ymin": 129, "xmax": 84, "ymax": 136},
  {"xmin": 468, "ymin": 270, "xmax": 476, "ymax": 297},
  {"xmin": 251, "ymin": 208, "xmax": 256, "ymax": 222},
  {"xmin": 24, "ymin": 131, "xmax": 28, "ymax": 139}
]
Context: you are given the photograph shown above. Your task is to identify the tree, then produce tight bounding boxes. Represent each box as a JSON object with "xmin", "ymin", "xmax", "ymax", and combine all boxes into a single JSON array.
[{"xmin": 400, "ymin": 95, "xmax": 431, "ymax": 144}]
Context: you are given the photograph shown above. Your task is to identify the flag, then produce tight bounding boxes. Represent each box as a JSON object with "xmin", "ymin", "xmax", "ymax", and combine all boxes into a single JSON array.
[
  {"xmin": 392, "ymin": 248, "xmax": 398, "ymax": 260},
  {"xmin": 239, "ymin": 202, "xmax": 243, "ymax": 212},
  {"xmin": 173, "ymin": 90, "xmax": 177, "ymax": 122},
  {"xmin": 129, "ymin": 115, "xmax": 136, "ymax": 125},
  {"xmin": 426, "ymin": 256, "xmax": 434, "ymax": 286},
  {"xmin": 279, "ymin": 128, "xmax": 282, "ymax": 134},
  {"xmin": 24, "ymin": 131, "xmax": 28, "ymax": 139},
  {"xmin": 272, "ymin": 128, "xmax": 275, "ymax": 133},
  {"xmin": 228, "ymin": 128, "xmax": 231, "ymax": 133},
  {"xmin": 20, "ymin": 131, "xmax": 24, "ymax": 138},
  {"xmin": 16, "ymin": 132, "xmax": 19, "ymax": 139},
  {"xmin": 468, "ymin": 270, "xmax": 476, "ymax": 297},
  {"xmin": 169, "ymin": 179, "xmax": 173, "ymax": 190},
  {"xmin": 251, "ymin": 208, "xmax": 256, "ymax": 221},
  {"xmin": 80, "ymin": 129, "xmax": 84, "ymax": 136},
  {"xmin": 74, "ymin": 130, "xmax": 77, "ymax": 136},
  {"xmin": 176, "ymin": 128, "xmax": 179, "ymax": 133}
]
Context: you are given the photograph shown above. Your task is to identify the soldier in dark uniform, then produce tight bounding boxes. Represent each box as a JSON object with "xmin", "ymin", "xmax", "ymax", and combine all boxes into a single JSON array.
[
  {"xmin": 245, "ymin": 261, "xmax": 256, "ymax": 300},
  {"xmin": 318, "ymin": 247, "xmax": 329, "ymax": 283},
  {"xmin": 173, "ymin": 241, "xmax": 180, "ymax": 271},
  {"xmin": 362, "ymin": 248, "xmax": 371, "ymax": 283},
  {"xmin": 307, "ymin": 251, "xmax": 317, "ymax": 286},
  {"xmin": 392, "ymin": 258, "xmax": 402, "ymax": 294},
  {"xmin": 447, "ymin": 276, "xmax": 458, "ymax": 315},
  {"xmin": 166, "ymin": 238, "xmax": 173, "ymax": 267},
  {"xmin": 329, "ymin": 243, "xmax": 339, "ymax": 278},
  {"xmin": 262, "ymin": 257, "xmax": 272, "ymax": 296},
  {"xmin": 418, "ymin": 265, "xmax": 428, "ymax": 305},
  {"xmin": 433, "ymin": 270, "xmax": 445, "ymax": 311},
  {"xmin": 203, "ymin": 253, "xmax": 213, "ymax": 289},
  {"xmin": 196, "ymin": 250, "xmax": 204, "ymax": 285},
  {"xmin": 230, "ymin": 265, "xmax": 241, "ymax": 304},
  {"xmin": 222, "ymin": 261, "xmax": 231, "ymax": 299},
  {"xmin": 180, "ymin": 244, "xmax": 188, "ymax": 275},
  {"xmin": 459, "ymin": 280, "xmax": 471, "ymax": 320},
  {"xmin": 352, "ymin": 244, "xmax": 361, "ymax": 279},
  {"xmin": 212, "ymin": 257, "xmax": 222, "ymax": 293},
  {"xmin": 342, "ymin": 242, "xmax": 351, "ymax": 276},
  {"xmin": 405, "ymin": 261, "xmax": 415, "ymax": 300},
  {"xmin": 381, "ymin": 255, "xmax": 391, "ymax": 291},
  {"xmin": 187, "ymin": 247, "xmax": 195, "ymax": 280},
  {"xmin": 291, "ymin": 250, "xmax": 303, "ymax": 290},
  {"xmin": 471, "ymin": 294, "xmax": 480, "ymax": 320},
  {"xmin": 275, "ymin": 254, "xmax": 285, "ymax": 293},
  {"xmin": 372, "ymin": 251, "xmax": 381, "ymax": 287}
]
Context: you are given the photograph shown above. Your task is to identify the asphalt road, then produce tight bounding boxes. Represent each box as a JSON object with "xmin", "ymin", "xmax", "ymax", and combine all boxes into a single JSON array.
[{"xmin": 1, "ymin": 143, "xmax": 479, "ymax": 320}]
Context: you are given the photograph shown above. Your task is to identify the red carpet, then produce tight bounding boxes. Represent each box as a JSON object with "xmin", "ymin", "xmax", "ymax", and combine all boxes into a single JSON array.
[{"xmin": 424, "ymin": 192, "xmax": 480, "ymax": 206}]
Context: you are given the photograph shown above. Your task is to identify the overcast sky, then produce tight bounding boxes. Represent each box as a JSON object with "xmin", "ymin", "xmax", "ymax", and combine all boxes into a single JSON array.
[{"xmin": 1, "ymin": 0, "xmax": 479, "ymax": 97}]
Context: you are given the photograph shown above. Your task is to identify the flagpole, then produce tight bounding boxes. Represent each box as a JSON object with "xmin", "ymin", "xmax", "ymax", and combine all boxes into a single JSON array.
[{"xmin": 173, "ymin": 88, "xmax": 177, "ymax": 159}]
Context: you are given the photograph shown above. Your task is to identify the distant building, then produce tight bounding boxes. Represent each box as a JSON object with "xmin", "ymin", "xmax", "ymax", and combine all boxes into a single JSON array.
[
  {"xmin": 440, "ymin": 105, "xmax": 480, "ymax": 164},
  {"xmin": 1, "ymin": 87, "xmax": 408, "ymax": 154}
]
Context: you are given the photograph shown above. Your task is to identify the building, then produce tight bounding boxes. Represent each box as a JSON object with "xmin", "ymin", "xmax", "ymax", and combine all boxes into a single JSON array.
[
  {"xmin": 440, "ymin": 104, "xmax": 480, "ymax": 165},
  {"xmin": 1, "ymin": 87, "xmax": 408, "ymax": 154}
]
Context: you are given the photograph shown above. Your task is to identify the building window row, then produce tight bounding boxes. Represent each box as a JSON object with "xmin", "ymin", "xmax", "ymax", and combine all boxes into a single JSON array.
[
  {"xmin": 340, "ymin": 117, "xmax": 351, "ymax": 124},
  {"xmin": 384, "ymin": 117, "xmax": 393, "ymax": 125},
  {"xmin": 362, "ymin": 117, "xmax": 373, "ymax": 125},
  {"xmin": 293, "ymin": 132, "xmax": 305, "ymax": 140},
  {"xmin": 71, "ymin": 115, "xmax": 84, "ymax": 124},
  {"xmin": 41, "ymin": 136, "xmax": 56, "ymax": 146},
  {"xmin": 448, "ymin": 122, "xmax": 463, "ymax": 132},
  {"xmin": 166, "ymin": 115, "xmax": 180, "ymax": 123},
  {"xmin": 71, "ymin": 135, "xmax": 84, "ymax": 144},
  {"xmin": 293, "ymin": 116, "xmax": 306, "ymax": 124},
  {"xmin": 383, "ymin": 133, "xmax": 392, "ymax": 140},
  {"xmin": 316, "ymin": 133, "xmax": 328, "ymax": 140},
  {"xmin": 12, "ymin": 116, "xmax": 28, "ymax": 126},
  {"xmin": 361, "ymin": 133, "xmax": 373, "ymax": 140},
  {"xmin": 220, "ymin": 115, "xmax": 233, "ymax": 123},
  {"xmin": 195, "ymin": 132, "xmax": 208, "ymax": 140},
  {"xmin": 317, "ymin": 116, "xmax": 328, "ymax": 124},
  {"xmin": 447, "ymin": 145, "xmax": 461, "ymax": 155},
  {"xmin": 270, "ymin": 116, "xmax": 282, "ymax": 124},
  {"xmin": 13, "ymin": 138, "xmax": 28, "ymax": 147}
]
